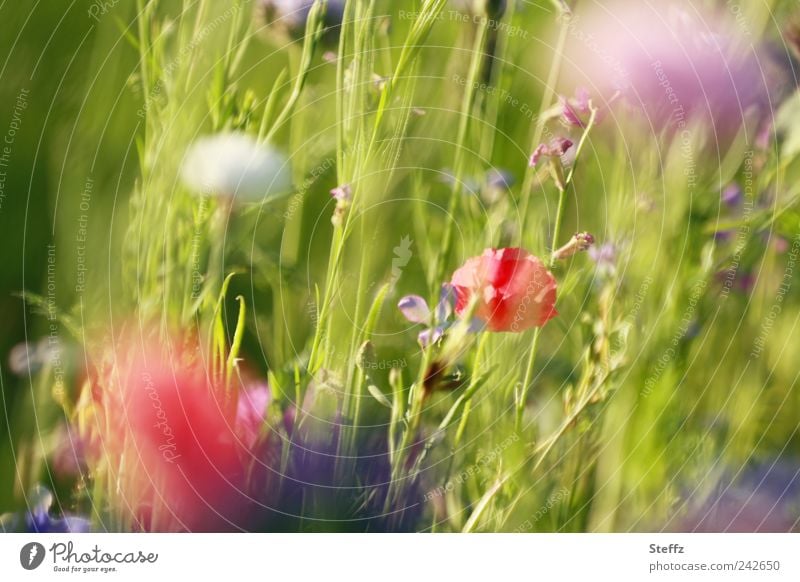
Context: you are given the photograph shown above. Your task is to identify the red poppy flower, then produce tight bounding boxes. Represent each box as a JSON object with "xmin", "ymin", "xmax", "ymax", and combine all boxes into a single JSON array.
[{"xmin": 450, "ymin": 248, "xmax": 558, "ymax": 332}]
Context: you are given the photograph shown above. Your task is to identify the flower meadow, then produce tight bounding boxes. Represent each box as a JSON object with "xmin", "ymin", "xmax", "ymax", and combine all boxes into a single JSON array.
[{"xmin": 1, "ymin": 0, "xmax": 800, "ymax": 534}]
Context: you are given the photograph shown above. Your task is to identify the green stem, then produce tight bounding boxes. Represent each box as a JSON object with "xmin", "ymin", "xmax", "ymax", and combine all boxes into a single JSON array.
[
  {"xmin": 436, "ymin": 19, "xmax": 492, "ymax": 283},
  {"xmin": 518, "ymin": 17, "xmax": 570, "ymax": 231},
  {"xmin": 515, "ymin": 108, "xmax": 597, "ymax": 431}
]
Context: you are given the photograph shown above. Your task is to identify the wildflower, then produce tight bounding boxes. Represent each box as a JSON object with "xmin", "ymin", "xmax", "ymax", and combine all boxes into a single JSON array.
[
  {"xmin": 553, "ymin": 231, "xmax": 595, "ymax": 260},
  {"xmin": 772, "ymin": 236, "xmax": 789, "ymax": 254},
  {"xmin": 95, "ymin": 337, "xmax": 260, "ymax": 531},
  {"xmin": 330, "ymin": 183, "xmax": 351, "ymax": 202},
  {"xmin": 450, "ymin": 248, "xmax": 558, "ymax": 332},
  {"xmin": 438, "ymin": 168, "xmax": 481, "ymax": 196},
  {"xmin": 713, "ymin": 230, "xmax": 733, "ymax": 243},
  {"xmin": 330, "ymin": 183, "xmax": 352, "ymax": 226},
  {"xmin": 399, "ymin": 285, "xmax": 470, "ymax": 347},
  {"xmin": 482, "ymin": 168, "xmax": 515, "ymax": 204},
  {"xmin": 563, "ymin": 4, "xmax": 777, "ymax": 141},
  {"xmin": 529, "ymin": 137, "xmax": 573, "ymax": 168},
  {"xmin": 721, "ymin": 183, "xmax": 742, "ymax": 207},
  {"xmin": 678, "ymin": 459, "xmax": 800, "ymax": 532},
  {"xmin": 0, "ymin": 486, "xmax": 90, "ymax": 533},
  {"xmin": 529, "ymin": 138, "xmax": 573, "ymax": 190},
  {"xmin": 255, "ymin": 0, "xmax": 345, "ymax": 41},
  {"xmin": 398, "ymin": 294, "xmax": 430, "ymax": 324},
  {"xmin": 588, "ymin": 241, "xmax": 617, "ymax": 280},
  {"xmin": 559, "ymin": 87, "xmax": 597, "ymax": 128},
  {"xmin": 181, "ymin": 132, "xmax": 291, "ymax": 202},
  {"xmin": 235, "ymin": 382, "xmax": 271, "ymax": 449},
  {"xmin": 484, "ymin": 168, "xmax": 514, "ymax": 191}
]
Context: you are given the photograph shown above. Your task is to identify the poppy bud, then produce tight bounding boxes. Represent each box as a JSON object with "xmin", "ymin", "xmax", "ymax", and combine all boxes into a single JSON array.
[{"xmin": 553, "ymin": 232, "xmax": 595, "ymax": 260}]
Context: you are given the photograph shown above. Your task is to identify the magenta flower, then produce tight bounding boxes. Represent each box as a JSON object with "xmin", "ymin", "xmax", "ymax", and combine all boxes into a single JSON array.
[
  {"xmin": 560, "ymin": 87, "xmax": 597, "ymax": 128},
  {"xmin": 399, "ymin": 284, "xmax": 483, "ymax": 346},
  {"xmin": 721, "ymin": 184, "xmax": 743, "ymax": 207},
  {"xmin": 236, "ymin": 383, "xmax": 271, "ymax": 449},
  {"xmin": 330, "ymin": 184, "xmax": 352, "ymax": 202},
  {"xmin": 589, "ymin": 241, "xmax": 617, "ymax": 279},
  {"xmin": 529, "ymin": 137, "xmax": 573, "ymax": 167},
  {"xmin": 562, "ymin": 4, "xmax": 777, "ymax": 140}
]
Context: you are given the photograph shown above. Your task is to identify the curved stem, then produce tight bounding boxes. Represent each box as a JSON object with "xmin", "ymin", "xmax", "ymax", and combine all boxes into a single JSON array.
[{"xmin": 514, "ymin": 108, "xmax": 597, "ymax": 431}]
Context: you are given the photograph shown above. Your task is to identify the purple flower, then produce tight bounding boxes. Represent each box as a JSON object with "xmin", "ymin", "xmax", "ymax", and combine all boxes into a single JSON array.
[
  {"xmin": 417, "ymin": 327, "xmax": 446, "ymax": 347},
  {"xmin": 480, "ymin": 168, "xmax": 515, "ymax": 204},
  {"xmin": 677, "ymin": 458, "xmax": 800, "ymax": 532},
  {"xmin": 588, "ymin": 241, "xmax": 617, "ymax": 279},
  {"xmin": 0, "ymin": 486, "xmax": 90, "ymax": 533},
  {"xmin": 235, "ymin": 383, "xmax": 271, "ymax": 449},
  {"xmin": 713, "ymin": 230, "xmax": 733, "ymax": 243},
  {"xmin": 330, "ymin": 184, "xmax": 352, "ymax": 202},
  {"xmin": 529, "ymin": 137, "xmax": 573, "ymax": 167},
  {"xmin": 715, "ymin": 269, "xmax": 757, "ymax": 294},
  {"xmin": 559, "ymin": 87, "xmax": 597, "ymax": 128},
  {"xmin": 256, "ymin": 0, "xmax": 345, "ymax": 40},
  {"xmin": 399, "ymin": 284, "xmax": 481, "ymax": 347},
  {"xmin": 563, "ymin": 5, "xmax": 775, "ymax": 142},
  {"xmin": 438, "ymin": 168, "xmax": 480, "ymax": 196},
  {"xmin": 721, "ymin": 183, "xmax": 742, "ymax": 207},
  {"xmin": 484, "ymin": 168, "xmax": 515, "ymax": 191},
  {"xmin": 398, "ymin": 295, "xmax": 431, "ymax": 324},
  {"xmin": 399, "ymin": 287, "xmax": 451, "ymax": 347}
]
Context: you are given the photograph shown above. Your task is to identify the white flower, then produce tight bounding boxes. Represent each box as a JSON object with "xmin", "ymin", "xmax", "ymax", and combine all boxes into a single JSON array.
[{"xmin": 181, "ymin": 132, "xmax": 291, "ymax": 201}]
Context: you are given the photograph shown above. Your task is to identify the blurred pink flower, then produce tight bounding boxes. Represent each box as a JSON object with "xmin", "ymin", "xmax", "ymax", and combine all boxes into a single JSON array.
[
  {"xmin": 94, "ymin": 336, "xmax": 262, "ymax": 531},
  {"xmin": 562, "ymin": 3, "xmax": 777, "ymax": 139},
  {"xmin": 236, "ymin": 383, "xmax": 271, "ymax": 450}
]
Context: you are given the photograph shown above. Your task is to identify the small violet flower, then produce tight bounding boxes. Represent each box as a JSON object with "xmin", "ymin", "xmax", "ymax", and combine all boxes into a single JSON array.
[
  {"xmin": 438, "ymin": 168, "xmax": 481, "ymax": 196},
  {"xmin": 235, "ymin": 383, "xmax": 271, "ymax": 450},
  {"xmin": 397, "ymin": 294, "xmax": 431, "ymax": 324},
  {"xmin": 330, "ymin": 184, "xmax": 352, "ymax": 202},
  {"xmin": 484, "ymin": 168, "xmax": 515, "ymax": 191},
  {"xmin": 0, "ymin": 486, "xmax": 90, "ymax": 533},
  {"xmin": 330, "ymin": 184, "xmax": 352, "ymax": 226},
  {"xmin": 588, "ymin": 241, "xmax": 618, "ymax": 280},
  {"xmin": 721, "ymin": 183, "xmax": 742, "ymax": 207},
  {"xmin": 255, "ymin": 0, "xmax": 346, "ymax": 41},
  {"xmin": 399, "ymin": 284, "xmax": 473, "ymax": 347},
  {"xmin": 482, "ymin": 168, "xmax": 515, "ymax": 204}
]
